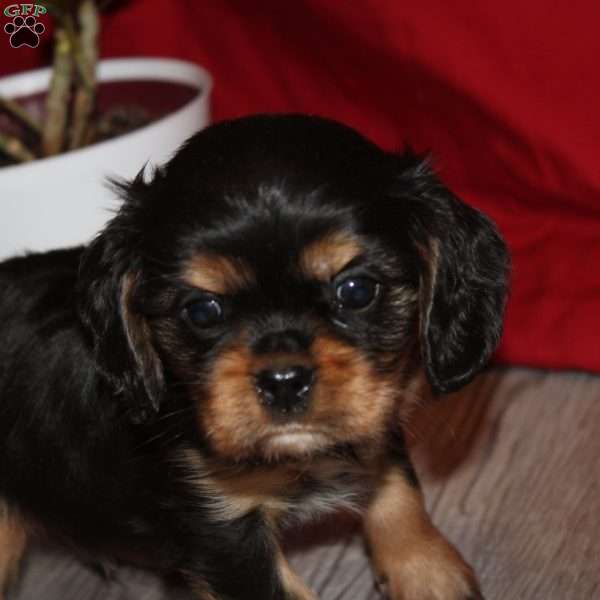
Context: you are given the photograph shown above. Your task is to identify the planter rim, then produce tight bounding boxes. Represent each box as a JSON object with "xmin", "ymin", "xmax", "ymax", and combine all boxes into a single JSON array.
[{"xmin": 0, "ymin": 57, "xmax": 212, "ymax": 175}]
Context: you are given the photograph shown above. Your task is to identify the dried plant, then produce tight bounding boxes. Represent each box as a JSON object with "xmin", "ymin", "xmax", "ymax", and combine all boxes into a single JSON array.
[{"xmin": 0, "ymin": 0, "xmax": 125, "ymax": 164}]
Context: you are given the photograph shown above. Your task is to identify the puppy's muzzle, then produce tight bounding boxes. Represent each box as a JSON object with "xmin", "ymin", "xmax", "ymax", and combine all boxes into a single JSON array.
[{"xmin": 255, "ymin": 365, "xmax": 315, "ymax": 416}]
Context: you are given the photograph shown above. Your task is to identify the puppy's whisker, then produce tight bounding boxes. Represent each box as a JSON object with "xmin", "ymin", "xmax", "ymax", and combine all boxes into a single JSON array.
[
  {"xmin": 134, "ymin": 421, "xmax": 189, "ymax": 450},
  {"xmin": 155, "ymin": 407, "xmax": 194, "ymax": 422}
]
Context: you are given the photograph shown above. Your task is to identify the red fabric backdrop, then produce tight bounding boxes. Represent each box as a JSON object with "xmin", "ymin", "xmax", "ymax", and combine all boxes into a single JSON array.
[{"xmin": 1, "ymin": 0, "xmax": 599, "ymax": 373}]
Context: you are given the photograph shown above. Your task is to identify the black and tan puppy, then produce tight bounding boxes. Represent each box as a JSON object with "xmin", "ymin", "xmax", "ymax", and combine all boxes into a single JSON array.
[{"xmin": 0, "ymin": 115, "xmax": 508, "ymax": 600}]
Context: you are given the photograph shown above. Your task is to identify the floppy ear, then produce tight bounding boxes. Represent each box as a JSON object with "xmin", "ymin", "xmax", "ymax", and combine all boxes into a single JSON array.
[
  {"xmin": 396, "ymin": 158, "xmax": 509, "ymax": 394},
  {"xmin": 77, "ymin": 176, "xmax": 164, "ymax": 423}
]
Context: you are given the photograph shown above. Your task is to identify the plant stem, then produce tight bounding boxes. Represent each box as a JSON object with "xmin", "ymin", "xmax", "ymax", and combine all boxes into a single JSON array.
[
  {"xmin": 69, "ymin": 0, "xmax": 99, "ymax": 150},
  {"xmin": 0, "ymin": 97, "xmax": 42, "ymax": 136},
  {"xmin": 42, "ymin": 25, "xmax": 74, "ymax": 156},
  {"xmin": 0, "ymin": 132, "xmax": 37, "ymax": 163}
]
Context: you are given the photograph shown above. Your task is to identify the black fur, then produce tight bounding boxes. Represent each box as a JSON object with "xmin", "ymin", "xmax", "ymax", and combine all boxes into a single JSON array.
[{"xmin": 0, "ymin": 114, "xmax": 508, "ymax": 598}]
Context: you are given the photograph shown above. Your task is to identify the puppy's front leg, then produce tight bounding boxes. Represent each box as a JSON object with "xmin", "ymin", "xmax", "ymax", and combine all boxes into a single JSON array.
[
  {"xmin": 276, "ymin": 550, "xmax": 317, "ymax": 600},
  {"xmin": 364, "ymin": 466, "xmax": 482, "ymax": 600}
]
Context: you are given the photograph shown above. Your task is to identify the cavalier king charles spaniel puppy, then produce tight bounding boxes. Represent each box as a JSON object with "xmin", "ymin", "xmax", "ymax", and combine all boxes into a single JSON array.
[{"xmin": 0, "ymin": 114, "xmax": 508, "ymax": 600}]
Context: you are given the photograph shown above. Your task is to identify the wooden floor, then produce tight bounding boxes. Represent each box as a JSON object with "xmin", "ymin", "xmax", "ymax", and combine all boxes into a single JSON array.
[{"xmin": 9, "ymin": 368, "xmax": 600, "ymax": 600}]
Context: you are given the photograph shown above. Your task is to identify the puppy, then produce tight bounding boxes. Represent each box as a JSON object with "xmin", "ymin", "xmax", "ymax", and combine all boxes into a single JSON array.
[{"xmin": 0, "ymin": 114, "xmax": 508, "ymax": 600}]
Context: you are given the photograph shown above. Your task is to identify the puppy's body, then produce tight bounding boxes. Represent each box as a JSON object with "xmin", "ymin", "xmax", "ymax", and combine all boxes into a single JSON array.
[
  {"xmin": 0, "ymin": 115, "xmax": 508, "ymax": 599},
  {"xmin": 0, "ymin": 249, "xmax": 174, "ymax": 562}
]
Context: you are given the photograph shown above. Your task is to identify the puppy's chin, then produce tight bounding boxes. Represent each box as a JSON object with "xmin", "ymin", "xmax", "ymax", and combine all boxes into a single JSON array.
[{"xmin": 258, "ymin": 426, "xmax": 331, "ymax": 462}]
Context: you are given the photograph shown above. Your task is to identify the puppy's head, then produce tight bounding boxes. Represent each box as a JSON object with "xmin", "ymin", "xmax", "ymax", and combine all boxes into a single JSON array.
[{"xmin": 78, "ymin": 115, "xmax": 509, "ymax": 461}]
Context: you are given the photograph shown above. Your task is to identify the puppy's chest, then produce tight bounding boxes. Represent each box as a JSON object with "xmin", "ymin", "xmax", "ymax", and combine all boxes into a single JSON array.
[
  {"xmin": 203, "ymin": 459, "xmax": 376, "ymax": 525},
  {"xmin": 277, "ymin": 462, "xmax": 375, "ymax": 524}
]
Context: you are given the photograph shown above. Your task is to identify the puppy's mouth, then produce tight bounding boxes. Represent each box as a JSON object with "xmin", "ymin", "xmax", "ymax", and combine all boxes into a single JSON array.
[{"xmin": 258, "ymin": 424, "xmax": 331, "ymax": 460}]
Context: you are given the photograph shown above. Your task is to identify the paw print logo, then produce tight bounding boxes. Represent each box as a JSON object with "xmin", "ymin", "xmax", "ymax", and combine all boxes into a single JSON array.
[{"xmin": 4, "ymin": 15, "xmax": 45, "ymax": 48}]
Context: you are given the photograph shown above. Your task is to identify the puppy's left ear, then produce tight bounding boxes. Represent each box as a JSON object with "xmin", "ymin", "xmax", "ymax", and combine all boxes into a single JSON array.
[
  {"xmin": 392, "ymin": 157, "xmax": 510, "ymax": 394},
  {"xmin": 77, "ymin": 176, "xmax": 164, "ymax": 423}
]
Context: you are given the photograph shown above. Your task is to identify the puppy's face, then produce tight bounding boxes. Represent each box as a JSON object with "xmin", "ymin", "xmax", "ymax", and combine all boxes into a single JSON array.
[
  {"xmin": 146, "ymin": 224, "xmax": 418, "ymax": 462},
  {"xmin": 79, "ymin": 115, "xmax": 508, "ymax": 463}
]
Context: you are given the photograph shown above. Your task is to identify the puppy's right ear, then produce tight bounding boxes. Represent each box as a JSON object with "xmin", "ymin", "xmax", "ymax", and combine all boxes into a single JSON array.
[
  {"xmin": 77, "ymin": 173, "xmax": 164, "ymax": 423},
  {"xmin": 386, "ymin": 155, "xmax": 510, "ymax": 395}
]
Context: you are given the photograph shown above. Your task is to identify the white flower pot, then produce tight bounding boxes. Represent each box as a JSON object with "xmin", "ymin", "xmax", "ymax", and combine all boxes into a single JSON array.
[{"xmin": 0, "ymin": 58, "xmax": 212, "ymax": 260}]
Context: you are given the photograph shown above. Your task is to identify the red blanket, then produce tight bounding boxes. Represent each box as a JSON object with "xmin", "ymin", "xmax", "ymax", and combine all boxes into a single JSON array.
[{"xmin": 2, "ymin": 0, "xmax": 599, "ymax": 373}]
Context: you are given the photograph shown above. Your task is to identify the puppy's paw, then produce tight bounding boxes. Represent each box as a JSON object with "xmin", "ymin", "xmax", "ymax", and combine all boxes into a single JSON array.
[{"xmin": 373, "ymin": 538, "xmax": 482, "ymax": 600}]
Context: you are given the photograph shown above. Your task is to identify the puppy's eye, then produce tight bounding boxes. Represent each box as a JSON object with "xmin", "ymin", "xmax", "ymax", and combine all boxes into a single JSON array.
[
  {"xmin": 183, "ymin": 296, "xmax": 224, "ymax": 328},
  {"xmin": 335, "ymin": 276, "xmax": 379, "ymax": 310}
]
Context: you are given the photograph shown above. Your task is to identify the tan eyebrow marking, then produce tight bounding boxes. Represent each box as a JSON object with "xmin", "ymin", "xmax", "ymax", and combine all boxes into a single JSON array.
[
  {"xmin": 183, "ymin": 253, "xmax": 255, "ymax": 294},
  {"xmin": 299, "ymin": 231, "xmax": 364, "ymax": 281}
]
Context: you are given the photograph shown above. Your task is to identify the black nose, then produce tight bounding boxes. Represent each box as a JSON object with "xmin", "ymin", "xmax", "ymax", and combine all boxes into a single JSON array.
[{"xmin": 255, "ymin": 366, "xmax": 315, "ymax": 415}]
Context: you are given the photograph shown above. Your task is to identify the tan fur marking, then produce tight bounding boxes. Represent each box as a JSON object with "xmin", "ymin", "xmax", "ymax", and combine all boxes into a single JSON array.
[
  {"xmin": 365, "ymin": 466, "xmax": 479, "ymax": 599},
  {"xmin": 417, "ymin": 237, "xmax": 441, "ymax": 341},
  {"xmin": 185, "ymin": 575, "xmax": 219, "ymax": 600},
  {"xmin": 300, "ymin": 231, "xmax": 364, "ymax": 281},
  {"xmin": 206, "ymin": 468, "xmax": 291, "ymax": 510},
  {"xmin": 184, "ymin": 254, "xmax": 254, "ymax": 294},
  {"xmin": 180, "ymin": 448, "xmax": 291, "ymax": 521},
  {"xmin": 276, "ymin": 550, "xmax": 317, "ymax": 600},
  {"xmin": 121, "ymin": 273, "xmax": 163, "ymax": 390},
  {"xmin": 0, "ymin": 503, "xmax": 27, "ymax": 596},
  {"xmin": 309, "ymin": 335, "xmax": 397, "ymax": 450},
  {"xmin": 200, "ymin": 343, "xmax": 271, "ymax": 458}
]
